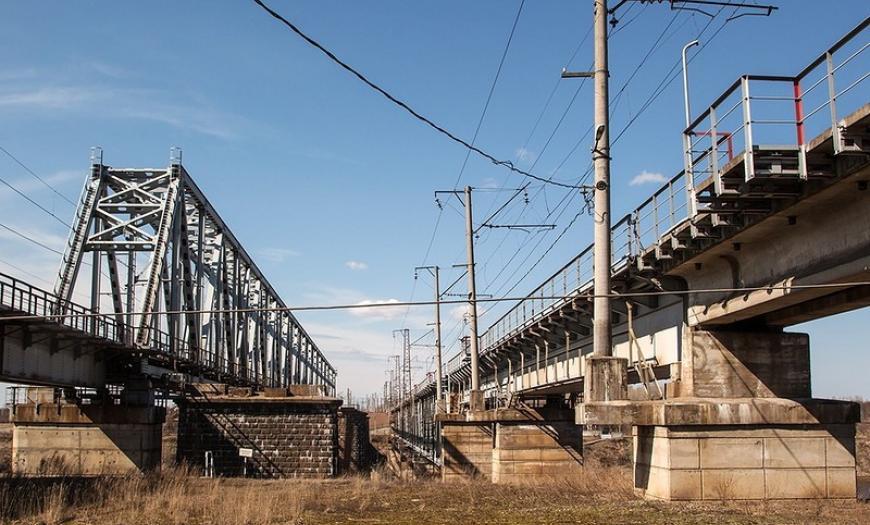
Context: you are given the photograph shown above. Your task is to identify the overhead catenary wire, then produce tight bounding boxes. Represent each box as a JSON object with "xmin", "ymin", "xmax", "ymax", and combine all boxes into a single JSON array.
[
  {"xmin": 5, "ymin": 281, "xmax": 869, "ymax": 322},
  {"xmin": 0, "ymin": 174, "xmax": 72, "ymax": 229},
  {"xmin": 251, "ymin": 0, "xmax": 584, "ymax": 190},
  {"xmin": 480, "ymin": 4, "xmax": 741, "ymax": 307},
  {"xmin": 476, "ymin": 7, "xmax": 693, "ymax": 291},
  {"xmin": 452, "ymin": 0, "xmax": 526, "ymax": 189},
  {"xmin": 0, "ymin": 144, "xmax": 77, "ymax": 207}
]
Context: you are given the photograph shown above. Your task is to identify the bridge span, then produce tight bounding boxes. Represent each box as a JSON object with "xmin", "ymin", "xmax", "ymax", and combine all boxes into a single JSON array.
[
  {"xmin": 1, "ymin": 149, "xmax": 335, "ymax": 394},
  {"xmin": 1, "ymin": 150, "xmax": 339, "ymax": 476},
  {"xmin": 391, "ymin": 18, "xmax": 869, "ymax": 500}
]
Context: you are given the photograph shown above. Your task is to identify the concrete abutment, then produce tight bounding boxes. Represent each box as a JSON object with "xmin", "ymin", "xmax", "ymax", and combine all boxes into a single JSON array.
[{"xmin": 11, "ymin": 391, "xmax": 165, "ymax": 476}]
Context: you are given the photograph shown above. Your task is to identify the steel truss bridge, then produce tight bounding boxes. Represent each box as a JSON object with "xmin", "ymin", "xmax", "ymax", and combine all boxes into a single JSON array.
[
  {"xmin": 1, "ymin": 148, "xmax": 335, "ymax": 395},
  {"xmin": 391, "ymin": 18, "xmax": 870, "ymax": 463}
]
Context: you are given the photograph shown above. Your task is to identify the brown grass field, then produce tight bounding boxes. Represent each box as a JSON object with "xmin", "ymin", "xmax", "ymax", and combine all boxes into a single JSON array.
[
  {"xmin": 0, "ymin": 464, "xmax": 867, "ymax": 524},
  {"xmin": 0, "ymin": 422, "xmax": 868, "ymax": 524}
]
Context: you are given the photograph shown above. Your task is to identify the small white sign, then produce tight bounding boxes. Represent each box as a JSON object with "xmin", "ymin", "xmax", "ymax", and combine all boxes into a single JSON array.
[{"xmin": 239, "ymin": 447, "xmax": 253, "ymax": 458}]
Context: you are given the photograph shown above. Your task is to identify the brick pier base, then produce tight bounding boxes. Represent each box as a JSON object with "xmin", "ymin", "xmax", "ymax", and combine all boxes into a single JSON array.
[{"xmin": 177, "ymin": 386, "xmax": 342, "ymax": 478}]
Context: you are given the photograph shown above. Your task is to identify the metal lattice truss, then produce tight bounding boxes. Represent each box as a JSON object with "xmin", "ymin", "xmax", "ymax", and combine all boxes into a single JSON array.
[{"xmin": 53, "ymin": 148, "xmax": 336, "ymax": 393}]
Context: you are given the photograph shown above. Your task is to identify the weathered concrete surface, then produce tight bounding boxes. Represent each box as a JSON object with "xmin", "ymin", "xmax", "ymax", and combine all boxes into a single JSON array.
[
  {"xmin": 858, "ymin": 402, "xmax": 870, "ymax": 478},
  {"xmin": 583, "ymin": 356, "xmax": 628, "ymax": 402},
  {"xmin": 681, "ymin": 329, "xmax": 810, "ymax": 398},
  {"xmin": 439, "ymin": 406, "xmax": 581, "ymax": 482},
  {"xmin": 579, "ymin": 397, "xmax": 860, "ymax": 427},
  {"xmin": 440, "ymin": 422, "xmax": 493, "ymax": 481},
  {"xmin": 634, "ymin": 425, "xmax": 857, "ymax": 500},
  {"xmin": 176, "ymin": 389, "xmax": 342, "ymax": 479},
  {"xmin": 673, "ymin": 161, "xmax": 870, "ymax": 327},
  {"xmin": 11, "ymin": 403, "xmax": 165, "ymax": 475},
  {"xmin": 492, "ymin": 422, "xmax": 582, "ymax": 484}
]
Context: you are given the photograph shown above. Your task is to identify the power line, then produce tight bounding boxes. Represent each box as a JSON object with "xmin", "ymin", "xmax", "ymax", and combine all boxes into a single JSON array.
[
  {"xmin": 5, "ymin": 281, "xmax": 868, "ymax": 321},
  {"xmin": 452, "ymin": 0, "xmax": 526, "ymax": 189},
  {"xmin": 252, "ymin": 0, "xmax": 584, "ymax": 190},
  {"xmin": 0, "ymin": 222, "xmax": 64, "ymax": 255},
  {"xmin": 480, "ymin": 5, "xmax": 745, "ymax": 323},
  {"xmin": 0, "ymin": 173, "xmax": 72, "ymax": 229},
  {"xmin": 0, "ymin": 145, "xmax": 77, "ymax": 207}
]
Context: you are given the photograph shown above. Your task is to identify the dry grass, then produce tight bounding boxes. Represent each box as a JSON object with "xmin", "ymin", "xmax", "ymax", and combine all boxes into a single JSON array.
[{"xmin": 0, "ymin": 464, "xmax": 867, "ymax": 525}]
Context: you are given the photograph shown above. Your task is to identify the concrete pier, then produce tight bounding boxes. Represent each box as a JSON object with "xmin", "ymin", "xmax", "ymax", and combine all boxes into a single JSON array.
[
  {"xmin": 581, "ymin": 329, "xmax": 861, "ymax": 500},
  {"xmin": 438, "ymin": 407, "xmax": 582, "ymax": 483},
  {"xmin": 11, "ymin": 392, "xmax": 165, "ymax": 476}
]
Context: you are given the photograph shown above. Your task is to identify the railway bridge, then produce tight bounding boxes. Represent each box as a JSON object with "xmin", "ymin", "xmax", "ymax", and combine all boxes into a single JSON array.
[
  {"xmin": 1, "ymin": 149, "xmax": 337, "ymax": 475},
  {"xmin": 391, "ymin": 19, "xmax": 870, "ymax": 500}
]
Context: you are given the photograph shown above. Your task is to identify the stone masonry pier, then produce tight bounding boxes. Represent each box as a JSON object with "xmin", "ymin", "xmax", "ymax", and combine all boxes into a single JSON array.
[{"xmin": 176, "ymin": 384, "xmax": 343, "ymax": 478}]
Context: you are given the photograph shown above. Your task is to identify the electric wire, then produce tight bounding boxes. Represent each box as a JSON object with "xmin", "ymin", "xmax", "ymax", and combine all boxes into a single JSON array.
[
  {"xmin": 0, "ymin": 144, "xmax": 77, "ymax": 207},
  {"xmin": 5, "ymin": 281, "xmax": 868, "ymax": 321},
  {"xmin": 0, "ymin": 174, "xmax": 73, "ymax": 229},
  {"xmin": 452, "ymin": 0, "xmax": 526, "ymax": 189},
  {"xmin": 251, "ymin": 0, "xmax": 583, "ymax": 190}
]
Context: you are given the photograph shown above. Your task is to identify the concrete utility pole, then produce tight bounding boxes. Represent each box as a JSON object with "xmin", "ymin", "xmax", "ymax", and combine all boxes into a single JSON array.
[
  {"xmin": 591, "ymin": 0, "xmax": 612, "ymax": 357},
  {"xmin": 464, "ymin": 186, "xmax": 482, "ymax": 396},
  {"xmin": 415, "ymin": 266, "xmax": 444, "ymax": 404}
]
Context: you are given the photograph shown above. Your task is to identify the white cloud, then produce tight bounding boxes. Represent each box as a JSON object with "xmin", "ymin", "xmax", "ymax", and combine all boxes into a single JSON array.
[
  {"xmin": 0, "ymin": 85, "xmax": 245, "ymax": 140},
  {"xmin": 345, "ymin": 260, "xmax": 368, "ymax": 271},
  {"xmin": 0, "ymin": 222, "xmax": 67, "ymax": 252},
  {"xmin": 450, "ymin": 304, "xmax": 469, "ymax": 322},
  {"xmin": 348, "ymin": 298, "xmax": 404, "ymax": 321},
  {"xmin": 480, "ymin": 177, "xmax": 499, "ymax": 189},
  {"xmin": 0, "ymin": 169, "xmax": 82, "ymax": 201},
  {"xmin": 515, "ymin": 147, "xmax": 536, "ymax": 163},
  {"xmin": 0, "ymin": 87, "xmax": 98, "ymax": 109},
  {"xmin": 629, "ymin": 170, "xmax": 668, "ymax": 186},
  {"xmin": 257, "ymin": 247, "xmax": 300, "ymax": 263}
]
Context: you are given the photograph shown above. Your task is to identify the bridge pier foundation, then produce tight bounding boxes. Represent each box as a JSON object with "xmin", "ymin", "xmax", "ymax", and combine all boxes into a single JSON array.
[
  {"xmin": 11, "ymin": 387, "xmax": 165, "ymax": 476},
  {"xmin": 438, "ymin": 407, "xmax": 582, "ymax": 483},
  {"xmin": 580, "ymin": 328, "xmax": 861, "ymax": 500}
]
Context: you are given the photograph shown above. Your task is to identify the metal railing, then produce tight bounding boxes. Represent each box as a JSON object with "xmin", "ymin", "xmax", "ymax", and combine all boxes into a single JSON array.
[
  {"xmin": 425, "ymin": 18, "xmax": 870, "ymax": 387},
  {"xmin": 0, "ymin": 271, "xmax": 272, "ymax": 388},
  {"xmin": 684, "ymin": 18, "xmax": 869, "ymax": 214}
]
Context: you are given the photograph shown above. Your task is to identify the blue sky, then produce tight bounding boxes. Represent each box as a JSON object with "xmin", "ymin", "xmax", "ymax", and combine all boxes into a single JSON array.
[{"xmin": 0, "ymin": 1, "xmax": 868, "ymax": 402}]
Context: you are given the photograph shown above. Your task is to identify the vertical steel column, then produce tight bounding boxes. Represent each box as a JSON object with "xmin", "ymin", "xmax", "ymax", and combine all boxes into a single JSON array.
[
  {"xmin": 794, "ymin": 79, "xmax": 808, "ymax": 179},
  {"xmin": 741, "ymin": 76, "xmax": 755, "ymax": 181},
  {"xmin": 825, "ymin": 51, "xmax": 842, "ymax": 154}
]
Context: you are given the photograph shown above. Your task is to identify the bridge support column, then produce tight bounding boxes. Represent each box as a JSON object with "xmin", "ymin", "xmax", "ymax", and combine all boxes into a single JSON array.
[
  {"xmin": 580, "ymin": 328, "xmax": 860, "ymax": 500},
  {"xmin": 438, "ymin": 407, "xmax": 581, "ymax": 483},
  {"xmin": 11, "ymin": 387, "xmax": 165, "ymax": 476},
  {"xmin": 439, "ymin": 420, "xmax": 493, "ymax": 481}
]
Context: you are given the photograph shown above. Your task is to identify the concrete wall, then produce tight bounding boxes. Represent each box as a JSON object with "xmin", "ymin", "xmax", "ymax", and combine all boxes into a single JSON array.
[
  {"xmin": 441, "ymin": 422, "xmax": 493, "ymax": 481},
  {"xmin": 634, "ymin": 424, "xmax": 856, "ymax": 500},
  {"xmin": 11, "ymin": 403, "xmax": 164, "ymax": 475},
  {"xmin": 177, "ymin": 397, "xmax": 340, "ymax": 478},
  {"xmin": 679, "ymin": 329, "xmax": 811, "ymax": 398},
  {"xmin": 671, "ymin": 167, "xmax": 870, "ymax": 326},
  {"xmin": 0, "ymin": 328, "xmax": 105, "ymax": 388},
  {"xmin": 492, "ymin": 422, "xmax": 582, "ymax": 484},
  {"xmin": 858, "ymin": 402, "xmax": 870, "ymax": 477}
]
